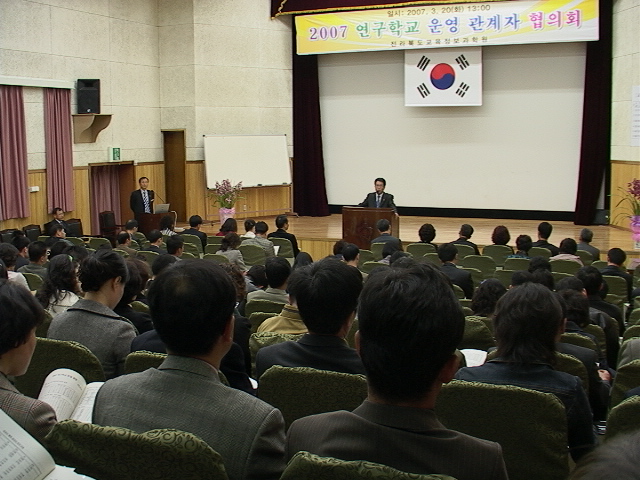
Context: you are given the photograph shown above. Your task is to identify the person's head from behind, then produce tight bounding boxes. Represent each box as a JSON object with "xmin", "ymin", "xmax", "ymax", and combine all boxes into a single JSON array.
[
  {"xmin": 557, "ymin": 289, "xmax": 590, "ymax": 329},
  {"xmin": 49, "ymin": 240, "xmax": 69, "ymax": 259},
  {"xmin": 265, "ymin": 256, "xmax": 291, "ymax": 289},
  {"xmin": 0, "ymin": 244, "xmax": 19, "ymax": 270},
  {"xmin": 515, "ymin": 234, "xmax": 532, "ymax": 254},
  {"xmin": 510, "ymin": 270, "xmax": 533, "ymax": 287},
  {"xmin": 246, "ymin": 265, "xmax": 267, "ymax": 289},
  {"xmin": 288, "ymin": 258, "xmax": 363, "ymax": 335},
  {"xmin": 166, "ymin": 235, "xmax": 184, "ymax": 256},
  {"xmin": 389, "ymin": 251, "xmax": 410, "ymax": 265},
  {"xmin": 531, "ymin": 268, "xmax": 554, "ymax": 290},
  {"xmin": 151, "ymin": 254, "xmax": 178, "ymax": 277},
  {"xmin": 11, "ymin": 232, "xmax": 30, "ymax": 256},
  {"xmin": 49, "ymin": 224, "xmax": 65, "ymax": 238},
  {"xmin": 576, "ymin": 266, "xmax": 603, "ymax": 296},
  {"xmin": 332, "ymin": 240, "xmax": 347, "ymax": 257},
  {"xmin": 116, "ymin": 231, "xmax": 131, "ymax": 247},
  {"xmin": 125, "ymin": 219, "xmax": 138, "ymax": 232},
  {"xmin": 471, "ymin": 278, "xmax": 507, "ymax": 317},
  {"xmin": 374, "ymin": 177, "xmax": 386, "ymax": 194},
  {"xmin": 244, "ymin": 219, "xmax": 256, "ymax": 233},
  {"xmin": 118, "ymin": 257, "xmax": 149, "ymax": 306},
  {"xmin": 275, "ymin": 214, "xmax": 288, "ymax": 230},
  {"xmin": 579, "ymin": 228, "xmax": 593, "ymax": 244},
  {"xmin": 538, "ymin": 221, "xmax": 553, "ymax": 240},
  {"xmin": 293, "ymin": 252, "xmax": 313, "ymax": 270},
  {"xmin": 63, "ymin": 245, "xmax": 89, "ymax": 263},
  {"xmin": 382, "ymin": 240, "xmax": 402, "ymax": 259},
  {"xmin": 376, "ymin": 219, "xmax": 390, "ymax": 233},
  {"xmin": 459, "ymin": 224, "xmax": 474, "ymax": 239},
  {"xmin": 80, "ymin": 250, "xmax": 129, "ymax": 309},
  {"xmin": 607, "ymin": 247, "xmax": 626, "ymax": 266},
  {"xmin": 219, "ymin": 263, "xmax": 246, "ymax": 303},
  {"xmin": 437, "ymin": 243, "xmax": 458, "ymax": 263},
  {"xmin": 149, "ymin": 260, "xmax": 236, "ymax": 357},
  {"xmin": 147, "ymin": 229, "xmax": 163, "ymax": 245},
  {"xmin": 555, "ymin": 276, "xmax": 584, "ymax": 293},
  {"xmin": 28, "ymin": 241, "xmax": 47, "ymax": 264},
  {"xmin": 159, "ymin": 215, "xmax": 174, "ymax": 232},
  {"xmin": 418, "ymin": 223, "xmax": 436, "ymax": 243},
  {"xmin": 0, "ymin": 280, "xmax": 46, "ymax": 376},
  {"xmin": 528, "ymin": 256, "xmax": 550, "ymax": 273},
  {"xmin": 491, "ymin": 225, "xmax": 511, "ymax": 246},
  {"xmin": 36, "ymin": 254, "xmax": 79, "ymax": 309},
  {"xmin": 342, "ymin": 243, "xmax": 360, "ymax": 264},
  {"xmin": 189, "ymin": 215, "xmax": 203, "ymax": 229},
  {"xmin": 220, "ymin": 232, "xmax": 241, "ymax": 251},
  {"xmin": 358, "ymin": 263, "xmax": 464, "ymax": 403},
  {"xmin": 559, "ymin": 238, "xmax": 578, "ymax": 255},
  {"xmin": 254, "ymin": 221, "xmax": 268, "ymax": 236},
  {"xmin": 219, "ymin": 218, "xmax": 237, "ymax": 234},
  {"xmin": 493, "ymin": 283, "xmax": 563, "ymax": 366}
]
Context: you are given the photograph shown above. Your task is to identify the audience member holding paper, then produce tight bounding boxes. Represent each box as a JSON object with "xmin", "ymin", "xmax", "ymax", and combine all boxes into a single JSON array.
[{"xmin": 0, "ymin": 280, "xmax": 57, "ymax": 444}]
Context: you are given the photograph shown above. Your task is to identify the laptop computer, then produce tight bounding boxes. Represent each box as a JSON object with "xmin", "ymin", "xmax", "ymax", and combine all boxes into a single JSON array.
[{"xmin": 154, "ymin": 204, "xmax": 170, "ymax": 214}]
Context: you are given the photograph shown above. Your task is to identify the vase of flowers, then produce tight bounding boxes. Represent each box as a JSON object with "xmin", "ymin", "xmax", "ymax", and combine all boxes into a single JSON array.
[
  {"xmin": 210, "ymin": 180, "xmax": 243, "ymax": 224},
  {"xmin": 616, "ymin": 179, "xmax": 640, "ymax": 249}
]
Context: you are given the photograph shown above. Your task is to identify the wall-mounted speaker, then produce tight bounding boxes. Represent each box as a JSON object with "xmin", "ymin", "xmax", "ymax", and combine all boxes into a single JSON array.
[{"xmin": 77, "ymin": 79, "xmax": 100, "ymax": 114}]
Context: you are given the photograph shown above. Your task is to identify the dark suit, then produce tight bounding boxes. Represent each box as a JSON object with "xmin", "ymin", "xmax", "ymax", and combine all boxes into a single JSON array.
[
  {"xmin": 130, "ymin": 189, "xmax": 155, "ymax": 215},
  {"xmin": 255, "ymin": 333, "xmax": 365, "ymax": 378},
  {"xmin": 267, "ymin": 229, "xmax": 300, "ymax": 258},
  {"xmin": 531, "ymin": 239, "xmax": 560, "ymax": 256},
  {"xmin": 43, "ymin": 219, "xmax": 69, "ymax": 236},
  {"xmin": 453, "ymin": 238, "xmax": 480, "ymax": 256},
  {"xmin": 93, "ymin": 355, "xmax": 286, "ymax": 480},
  {"xmin": 556, "ymin": 342, "xmax": 610, "ymax": 421},
  {"xmin": 358, "ymin": 192, "xmax": 397, "ymax": 213},
  {"xmin": 182, "ymin": 227, "xmax": 207, "ymax": 250},
  {"xmin": 144, "ymin": 244, "xmax": 167, "ymax": 255},
  {"xmin": 286, "ymin": 400, "xmax": 508, "ymax": 480},
  {"xmin": 600, "ymin": 264, "xmax": 633, "ymax": 301},
  {"xmin": 440, "ymin": 262, "xmax": 474, "ymax": 299}
]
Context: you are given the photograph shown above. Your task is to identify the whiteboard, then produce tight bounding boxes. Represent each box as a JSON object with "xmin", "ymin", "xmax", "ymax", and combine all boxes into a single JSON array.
[{"xmin": 203, "ymin": 134, "xmax": 291, "ymax": 189}]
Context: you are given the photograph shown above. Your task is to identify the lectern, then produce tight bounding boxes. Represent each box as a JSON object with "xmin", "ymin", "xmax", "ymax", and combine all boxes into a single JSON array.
[
  {"xmin": 136, "ymin": 213, "xmax": 165, "ymax": 235},
  {"xmin": 342, "ymin": 207, "xmax": 399, "ymax": 250}
]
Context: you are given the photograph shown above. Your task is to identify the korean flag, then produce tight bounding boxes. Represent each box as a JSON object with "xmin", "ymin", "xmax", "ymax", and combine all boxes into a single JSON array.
[{"xmin": 405, "ymin": 47, "xmax": 482, "ymax": 106}]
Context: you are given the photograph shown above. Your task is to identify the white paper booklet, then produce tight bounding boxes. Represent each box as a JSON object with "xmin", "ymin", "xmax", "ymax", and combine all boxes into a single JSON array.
[
  {"xmin": 460, "ymin": 349, "xmax": 488, "ymax": 367},
  {"xmin": 37, "ymin": 369, "xmax": 103, "ymax": 423},
  {"xmin": 0, "ymin": 410, "xmax": 92, "ymax": 480}
]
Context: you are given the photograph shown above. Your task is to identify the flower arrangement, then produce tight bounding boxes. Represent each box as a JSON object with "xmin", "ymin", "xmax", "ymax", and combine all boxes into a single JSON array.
[
  {"xmin": 616, "ymin": 179, "xmax": 640, "ymax": 218},
  {"xmin": 210, "ymin": 179, "xmax": 243, "ymax": 209}
]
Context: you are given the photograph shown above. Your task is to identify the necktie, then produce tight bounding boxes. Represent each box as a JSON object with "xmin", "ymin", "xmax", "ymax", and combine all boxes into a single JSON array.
[
  {"xmin": 143, "ymin": 191, "xmax": 150, "ymax": 213},
  {"xmin": 376, "ymin": 195, "xmax": 381, "ymax": 208}
]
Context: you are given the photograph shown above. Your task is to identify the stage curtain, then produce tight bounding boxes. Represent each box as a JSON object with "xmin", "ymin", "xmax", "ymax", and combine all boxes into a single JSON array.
[
  {"xmin": 272, "ymin": 0, "xmax": 509, "ymax": 17},
  {"xmin": 292, "ymin": 22, "xmax": 330, "ymax": 217},
  {"xmin": 90, "ymin": 165, "xmax": 121, "ymax": 235},
  {"xmin": 44, "ymin": 88, "xmax": 75, "ymax": 213},
  {"xmin": 574, "ymin": 0, "xmax": 612, "ymax": 225},
  {"xmin": 0, "ymin": 85, "xmax": 30, "ymax": 220}
]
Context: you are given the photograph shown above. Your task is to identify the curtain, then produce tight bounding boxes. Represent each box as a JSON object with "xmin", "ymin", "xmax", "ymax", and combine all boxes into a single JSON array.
[
  {"xmin": 574, "ymin": 0, "xmax": 612, "ymax": 225},
  {"xmin": 292, "ymin": 21, "xmax": 330, "ymax": 217},
  {"xmin": 90, "ymin": 166, "xmax": 121, "ymax": 235},
  {"xmin": 44, "ymin": 88, "xmax": 75, "ymax": 213},
  {"xmin": 0, "ymin": 85, "xmax": 30, "ymax": 220}
]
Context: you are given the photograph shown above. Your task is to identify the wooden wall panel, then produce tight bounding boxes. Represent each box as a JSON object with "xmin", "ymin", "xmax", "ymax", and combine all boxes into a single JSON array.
[
  {"xmin": 186, "ymin": 161, "xmax": 207, "ymax": 219},
  {"xmin": 298, "ymin": 238, "xmax": 335, "ymax": 260},
  {"xmin": 610, "ymin": 161, "xmax": 640, "ymax": 228},
  {"xmin": 65, "ymin": 167, "xmax": 91, "ymax": 233},
  {"xmin": 0, "ymin": 171, "xmax": 47, "ymax": 231}
]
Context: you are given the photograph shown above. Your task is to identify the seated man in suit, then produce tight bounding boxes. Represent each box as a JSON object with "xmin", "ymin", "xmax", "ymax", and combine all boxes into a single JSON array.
[
  {"xmin": 166, "ymin": 235, "xmax": 184, "ymax": 258},
  {"xmin": 17, "ymin": 241, "xmax": 48, "ymax": 279},
  {"xmin": 93, "ymin": 260, "xmax": 286, "ymax": 480},
  {"xmin": 358, "ymin": 177, "xmax": 397, "ymax": 213},
  {"xmin": 181, "ymin": 215, "xmax": 208, "ymax": 250},
  {"xmin": 143, "ymin": 230, "xmax": 167, "ymax": 255},
  {"xmin": 370, "ymin": 219, "xmax": 401, "ymax": 247},
  {"xmin": 600, "ymin": 247, "xmax": 633, "ymax": 302},
  {"xmin": 241, "ymin": 221, "xmax": 275, "ymax": 257},
  {"xmin": 452, "ymin": 224, "xmax": 480, "ymax": 256},
  {"xmin": 115, "ymin": 232, "xmax": 138, "ymax": 257},
  {"xmin": 438, "ymin": 243, "xmax": 474, "ymax": 299},
  {"xmin": 247, "ymin": 257, "xmax": 290, "ymax": 304},
  {"xmin": 577, "ymin": 228, "xmax": 600, "ymax": 261},
  {"xmin": 43, "ymin": 207, "xmax": 69, "ymax": 236},
  {"xmin": 286, "ymin": 263, "xmax": 508, "ymax": 480},
  {"xmin": 267, "ymin": 215, "xmax": 300, "ymax": 258},
  {"xmin": 531, "ymin": 221, "xmax": 560, "ymax": 256},
  {"xmin": 255, "ymin": 258, "xmax": 365, "ymax": 378}
]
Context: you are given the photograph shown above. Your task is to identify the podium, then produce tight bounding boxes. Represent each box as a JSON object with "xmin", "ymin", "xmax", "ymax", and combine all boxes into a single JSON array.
[
  {"xmin": 342, "ymin": 207, "xmax": 399, "ymax": 250},
  {"xmin": 136, "ymin": 212, "xmax": 176, "ymax": 235}
]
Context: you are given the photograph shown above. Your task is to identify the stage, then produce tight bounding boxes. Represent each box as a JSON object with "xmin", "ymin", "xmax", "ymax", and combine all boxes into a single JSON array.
[{"xmin": 194, "ymin": 214, "xmax": 635, "ymax": 263}]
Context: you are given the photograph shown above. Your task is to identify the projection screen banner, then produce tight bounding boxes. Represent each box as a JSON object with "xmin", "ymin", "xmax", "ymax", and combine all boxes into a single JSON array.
[{"xmin": 296, "ymin": 0, "xmax": 599, "ymax": 55}]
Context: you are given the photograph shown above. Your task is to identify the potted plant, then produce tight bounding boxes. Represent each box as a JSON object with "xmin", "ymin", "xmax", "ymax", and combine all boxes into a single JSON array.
[
  {"xmin": 209, "ymin": 180, "xmax": 243, "ymax": 224},
  {"xmin": 615, "ymin": 179, "xmax": 640, "ymax": 249}
]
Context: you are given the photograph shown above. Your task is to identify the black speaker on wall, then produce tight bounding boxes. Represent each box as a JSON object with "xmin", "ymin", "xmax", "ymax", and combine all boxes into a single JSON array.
[{"xmin": 77, "ymin": 79, "xmax": 100, "ymax": 114}]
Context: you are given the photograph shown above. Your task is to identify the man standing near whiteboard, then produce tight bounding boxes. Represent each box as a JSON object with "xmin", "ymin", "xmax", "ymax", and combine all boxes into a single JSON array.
[
  {"xmin": 358, "ymin": 178, "xmax": 397, "ymax": 214},
  {"xmin": 130, "ymin": 177, "xmax": 155, "ymax": 217}
]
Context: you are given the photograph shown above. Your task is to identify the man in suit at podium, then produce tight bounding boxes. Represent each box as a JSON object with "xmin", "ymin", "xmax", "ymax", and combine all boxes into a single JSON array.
[
  {"xmin": 130, "ymin": 176, "xmax": 155, "ymax": 216},
  {"xmin": 358, "ymin": 177, "xmax": 397, "ymax": 214}
]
